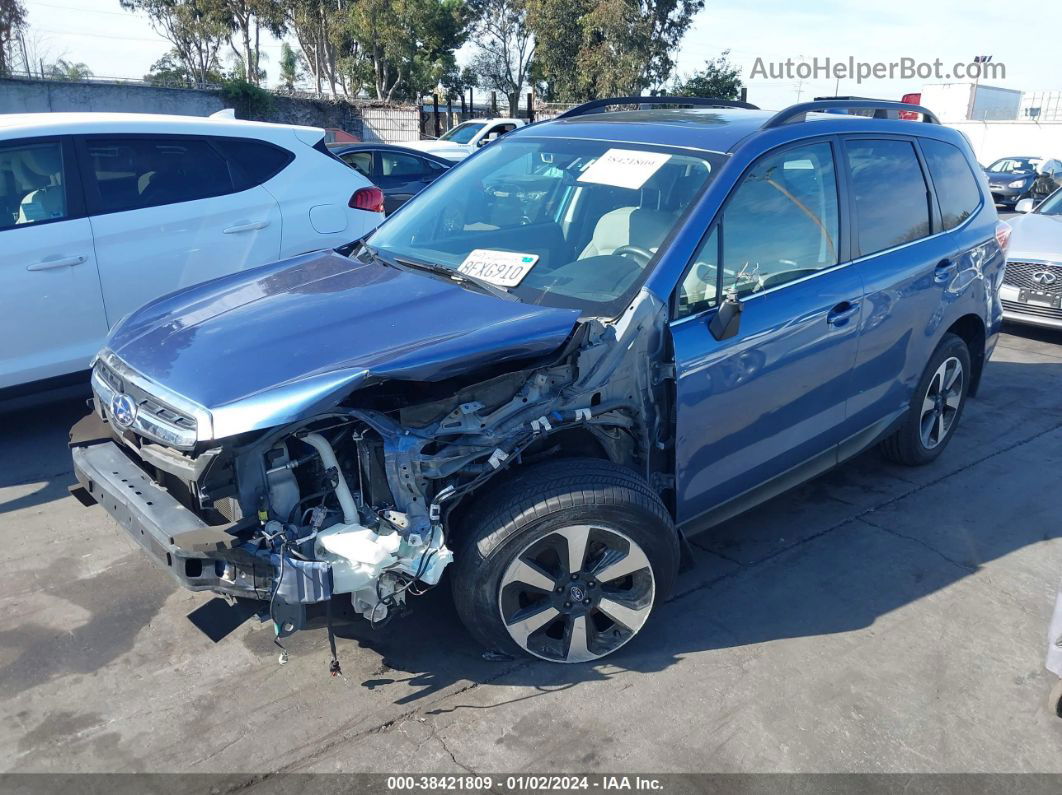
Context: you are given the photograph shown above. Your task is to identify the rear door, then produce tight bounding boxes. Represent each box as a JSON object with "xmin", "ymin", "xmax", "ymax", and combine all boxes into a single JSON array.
[
  {"xmin": 78, "ymin": 134, "xmax": 282, "ymax": 326},
  {"xmin": 0, "ymin": 136, "xmax": 108, "ymax": 388},
  {"xmin": 840, "ymin": 136, "xmax": 962, "ymax": 446},
  {"xmin": 670, "ymin": 138, "xmax": 864, "ymax": 524}
]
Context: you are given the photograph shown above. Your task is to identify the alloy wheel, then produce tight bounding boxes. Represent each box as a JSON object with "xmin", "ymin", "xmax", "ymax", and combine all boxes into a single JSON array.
[
  {"xmin": 919, "ymin": 356, "xmax": 964, "ymax": 450},
  {"xmin": 498, "ymin": 524, "xmax": 655, "ymax": 663}
]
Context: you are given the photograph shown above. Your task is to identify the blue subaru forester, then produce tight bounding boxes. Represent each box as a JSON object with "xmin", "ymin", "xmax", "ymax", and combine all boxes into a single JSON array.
[{"xmin": 71, "ymin": 97, "xmax": 1007, "ymax": 665}]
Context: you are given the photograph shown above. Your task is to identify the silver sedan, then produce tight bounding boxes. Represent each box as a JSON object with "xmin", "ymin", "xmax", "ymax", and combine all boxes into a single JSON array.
[{"xmin": 1000, "ymin": 189, "xmax": 1062, "ymax": 330}]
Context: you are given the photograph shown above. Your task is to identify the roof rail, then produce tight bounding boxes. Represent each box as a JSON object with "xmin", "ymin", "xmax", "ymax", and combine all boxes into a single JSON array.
[
  {"xmin": 763, "ymin": 99, "xmax": 940, "ymax": 128},
  {"xmin": 555, "ymin": 95, "xmax": 760, "ymax": 120}
]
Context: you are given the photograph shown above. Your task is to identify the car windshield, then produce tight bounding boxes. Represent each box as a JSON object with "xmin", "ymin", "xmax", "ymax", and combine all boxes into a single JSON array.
[
  {"xmin": 988, "ymin": 158, "xmax": 1040, "ymax": 174},
  {"xmin": 364, "ymin": 137, "xmax": 723, "ymax": 314},
  {"xmin": 1035, "ymin": 190, "xmax": 1062, "ymax": 215},
  {"xmin": 438, "ymin": 122, "xmax": 485, "ymax": 144}
]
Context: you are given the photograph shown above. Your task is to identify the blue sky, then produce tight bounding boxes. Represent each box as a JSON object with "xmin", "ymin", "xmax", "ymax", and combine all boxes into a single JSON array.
[{"xmin": 17, "ymin": 0, "xmax": 1060, "ymax": 110}]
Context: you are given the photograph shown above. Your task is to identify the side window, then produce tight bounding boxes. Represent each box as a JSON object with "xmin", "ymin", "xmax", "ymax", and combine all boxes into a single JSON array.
[
  {"xmin": 846, "ymin": 139, "xmax": 931, "ymax": 255},
  {"xmin": 677, "ymin": 141, "xmax": 840, "ymax": 317},
  {"xmin": 920, "ymin": 139, "xmax": 982, "ymax": 231},
  {"xmin": 0, "ymin": 140, "xmax": 68, "ymax": 230},
  {"xmin": 341, "ymin": 151, "xmax": 373, "ymax": 178},
  {"xmin": 84, "ymin": 136, "xmax": 235, "ymax": 214},
  {"xmin": 380, "ymin": 152, "xmax": 427, "ymax": 178},
  {"xmin": 212, "ymin": 138, "xmax": 293, "ymax": 188}
]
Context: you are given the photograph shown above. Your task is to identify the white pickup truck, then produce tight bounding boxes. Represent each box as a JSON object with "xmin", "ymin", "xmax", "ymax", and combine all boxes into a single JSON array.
[{"xmin": 405, "ymin": 117, "xmax": 526, "ymax": 161}]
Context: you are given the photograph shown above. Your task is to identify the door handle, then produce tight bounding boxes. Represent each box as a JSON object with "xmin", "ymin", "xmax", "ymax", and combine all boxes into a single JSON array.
[
  {"xmin": 26, "ymin": 255, "xmax": 86, "ymax": 271},
  {"xmin": 934, "ymin": 258, "xmax": 956, "ymax": 283},
  {"xmin": 223, "ymin": 220, "xmax": 270, "ymax": 234},
  {"xmin": 826, "ymin": 300, "xmax": 860, "ymax": 326}
]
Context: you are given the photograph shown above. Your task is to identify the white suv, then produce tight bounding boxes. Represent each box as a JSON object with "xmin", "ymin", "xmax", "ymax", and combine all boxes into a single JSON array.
[{"xmin": 0, "ymin": 112, "xmax": 384, "ymax": 395}]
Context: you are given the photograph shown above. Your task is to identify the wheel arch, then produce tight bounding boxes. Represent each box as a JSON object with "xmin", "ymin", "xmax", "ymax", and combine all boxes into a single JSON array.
[
  {"xmin": 442, "ymin": 427, "xmax": 629, "ymax": 544},
  {"xmin": 945, "ymin": 313, "xmax": 987, "ymax": 397}
]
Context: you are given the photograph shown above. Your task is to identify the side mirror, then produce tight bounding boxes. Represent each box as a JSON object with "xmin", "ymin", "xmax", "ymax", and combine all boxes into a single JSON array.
[
  {"xmin": 1015, "ymin": 198, "xmax": 1035, "ymax": 213},
  {"xmin": 709, "ymin": 294, "xmax": 742, "ymax": 341}
]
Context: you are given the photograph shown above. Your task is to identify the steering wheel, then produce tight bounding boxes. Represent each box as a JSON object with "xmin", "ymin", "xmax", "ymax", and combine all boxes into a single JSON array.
[{"xmin": 611, "ymin": 244, "xmax": 654, "ymax": 267}]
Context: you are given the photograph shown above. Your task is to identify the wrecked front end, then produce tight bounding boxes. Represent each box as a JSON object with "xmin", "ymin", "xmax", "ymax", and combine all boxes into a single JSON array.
[{"xmin": 70, "ymin": 287, "xmax": 671, "ymax": 656}]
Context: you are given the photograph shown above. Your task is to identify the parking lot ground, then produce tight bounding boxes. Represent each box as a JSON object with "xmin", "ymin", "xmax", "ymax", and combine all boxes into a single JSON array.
[{"xmin": 2, "ymin": 326, "xmax": 1062, "ymax": 775}]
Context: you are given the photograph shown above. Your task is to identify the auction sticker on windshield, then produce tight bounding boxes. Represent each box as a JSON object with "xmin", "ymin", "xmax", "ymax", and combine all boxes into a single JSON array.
[
  {"xmin": 578, "ymin": 148, "xmax": 672, "ymax": 190},
  {"xmin": 458, "ymin": 249, "xmax": 539, "ymax": 287}
]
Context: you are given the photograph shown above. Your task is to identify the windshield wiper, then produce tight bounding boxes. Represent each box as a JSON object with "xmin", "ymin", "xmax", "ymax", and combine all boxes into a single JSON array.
[
  {"xmin": 393, "ymin": 256, "xmax": 520, "ymax": 302},
  {"xmin": 359, "ymin": 246, "xmax": 519, "ymax": 302}
]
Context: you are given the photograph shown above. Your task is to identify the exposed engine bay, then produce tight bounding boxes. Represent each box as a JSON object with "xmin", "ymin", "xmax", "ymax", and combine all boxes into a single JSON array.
[{"xmin": 74, "ymin": 287, "xmax": 672, "ymax": 663}]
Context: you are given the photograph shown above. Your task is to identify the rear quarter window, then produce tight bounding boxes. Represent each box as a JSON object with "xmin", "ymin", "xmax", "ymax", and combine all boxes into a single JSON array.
[
  {"xmin": 920, "ymin": 138, "xmax": 982, "ymax": 230},
  {"xmin": 213, "ymin": 138, "xmax": 294, "ymax": 189}
]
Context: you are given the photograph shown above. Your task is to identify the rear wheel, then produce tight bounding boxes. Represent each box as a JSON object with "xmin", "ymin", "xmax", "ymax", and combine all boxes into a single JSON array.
[
  {"xmin": 881, "ymin": 333, "xmax": 971, "ymax": 466},
  {"xmin": 451, "ymin": 459, "xmax": 679, "ymax": 663}
]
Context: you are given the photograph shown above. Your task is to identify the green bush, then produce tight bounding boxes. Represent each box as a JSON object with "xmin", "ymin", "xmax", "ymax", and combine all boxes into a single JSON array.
[{"xmin": 220, "ymin": 78, "xmax": 273, "ymax": 119}]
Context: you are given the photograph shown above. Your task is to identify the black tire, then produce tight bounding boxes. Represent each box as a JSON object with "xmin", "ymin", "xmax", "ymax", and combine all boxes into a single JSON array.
[
  {"xmin": 880, "ymin": 332, "xmax": 971, "ymax": 466},
  {"xmin": 451, "ymin": 458, "xmax": 679, "ymax": 663}
]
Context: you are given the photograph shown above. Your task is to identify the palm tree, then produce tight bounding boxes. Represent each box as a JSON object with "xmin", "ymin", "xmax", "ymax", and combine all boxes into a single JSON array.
[{"xmin": 49, "ymin": 58, "xmax": 93, "ymax": 81}]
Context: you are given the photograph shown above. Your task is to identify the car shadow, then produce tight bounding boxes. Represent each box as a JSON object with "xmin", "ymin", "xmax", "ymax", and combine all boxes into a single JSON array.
[{"xmin": 0, "ymin": 396, "xmax": 88, "ymax": 516}]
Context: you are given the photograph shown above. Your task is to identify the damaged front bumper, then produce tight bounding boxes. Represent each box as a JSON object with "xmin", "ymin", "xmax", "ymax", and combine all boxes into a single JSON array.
[{"xmin": 71, "ymin": 433, "xmax": 269, "ymax": 598}]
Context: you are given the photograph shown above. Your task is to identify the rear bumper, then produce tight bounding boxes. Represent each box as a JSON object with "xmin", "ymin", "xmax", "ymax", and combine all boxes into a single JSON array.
[{"xmin": 72, "ymin": 436, "xmax": 267, "ymax": 598}]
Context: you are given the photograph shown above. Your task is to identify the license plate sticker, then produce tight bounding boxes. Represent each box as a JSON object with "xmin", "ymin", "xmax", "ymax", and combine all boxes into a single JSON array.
[
  {"xmin": 577, "ymin": 148, "xmax": 672, "ymax": 190},
  {"xmin": 458, "ymin": 249, "xmax": 539, "ymax": 287}
]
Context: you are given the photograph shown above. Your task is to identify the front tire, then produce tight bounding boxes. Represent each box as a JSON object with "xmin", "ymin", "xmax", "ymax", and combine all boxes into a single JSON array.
[
  {"xmin": 451, "ymin": 459, "xmax": 679, "ymax": 663},
  {"xmin": 881, "ymin": 332, "xmax": 971, "ymax": 466}
]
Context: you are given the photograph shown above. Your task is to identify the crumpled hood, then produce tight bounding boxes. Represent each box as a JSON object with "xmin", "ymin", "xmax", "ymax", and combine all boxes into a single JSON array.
[
  {"xmin": 106, "ymin": 250, "xmax": 580, "ymax": 439},
  {"xmin": 1007, "ymin": 212, "xmax": 1062, "ymax": 260}
]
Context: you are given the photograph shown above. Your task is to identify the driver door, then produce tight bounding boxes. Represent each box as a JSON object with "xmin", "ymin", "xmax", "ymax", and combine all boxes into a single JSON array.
[{"xmin": 670, "ymin": 139, "xmax": 864, "ymax": 526}]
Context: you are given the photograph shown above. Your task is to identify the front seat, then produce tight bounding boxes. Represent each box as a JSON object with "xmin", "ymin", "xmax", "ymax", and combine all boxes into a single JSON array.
[
  {"xmin": 16, "ymin": 146, "xmax": 65, "ymax": 224},
  {"xmin": 579, "ymin": 207, "xmax": 676, "ymax": 259}
]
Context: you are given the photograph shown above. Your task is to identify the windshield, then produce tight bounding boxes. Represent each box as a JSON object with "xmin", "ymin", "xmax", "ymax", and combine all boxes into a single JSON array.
[
  {"xmin": 1035, "ymin": 189, "xmax": 1062, "ymax": 215},
  {"xmin": 439, "ymin": 122, "xmax": 485, "ymax": 144},
  {"xmin": 364, "ymin": 137, "xmax": 723, "ymax": 314},
  {"xmin": 988, "ymin": 157, "xmax": 1040, "ymax": 174}
]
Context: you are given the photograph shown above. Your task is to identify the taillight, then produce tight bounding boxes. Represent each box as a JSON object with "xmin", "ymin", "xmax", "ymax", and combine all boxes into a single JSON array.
[
  {"xmin": 350, "ymin": 186, "xmax": 385, "ymax": 213},
  {"xmin": 995, "ymin": 220, "xmax": 1012, "ymax": 254}
]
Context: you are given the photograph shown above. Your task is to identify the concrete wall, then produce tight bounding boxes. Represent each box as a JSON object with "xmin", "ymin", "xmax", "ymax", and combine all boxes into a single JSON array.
[
  {"xmin": 948, "ymin": 120, "xmax": 1062, "ymax": 165},
  {"xmin": 0, "ymin": 77, "xmax": 225, "ymax": 116},
  {"xmin": 0, "ymin": 77, "xmax": 420, "ymax": 142}
]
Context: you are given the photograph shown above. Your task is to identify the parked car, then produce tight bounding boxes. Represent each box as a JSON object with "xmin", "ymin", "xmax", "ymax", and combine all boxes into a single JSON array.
[
  {"xmin": 404, "ymin": 117, "xmax": 525, "ymax": 161},
  {"xmin": 984, "ymin": 155, "xmax": 1043, "ymax": 207},
  {"xmin": 328, "ymin": 143, "xmax": 452, "ymax": 214},
  {"xmin": 70, "ymin": 97, "xmax": 1005, "ymax": 665},
  {"xmin": 0, "ymin": 112, "xmax": 384, "ymax": 396},
  {"xmin": 1000, "ymin": 187, "xmax": 1062, "ymax": 329}
]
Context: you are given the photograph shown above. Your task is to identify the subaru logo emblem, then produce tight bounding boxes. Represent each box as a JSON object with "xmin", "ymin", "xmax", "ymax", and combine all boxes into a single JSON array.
[
  {"xmin": 110, "ymin": 393, "xmax": 138, "ymax": 428},
  {"xmin": 1032, "ymin": 270, "xmax": 1057, "ymax": 285}
]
